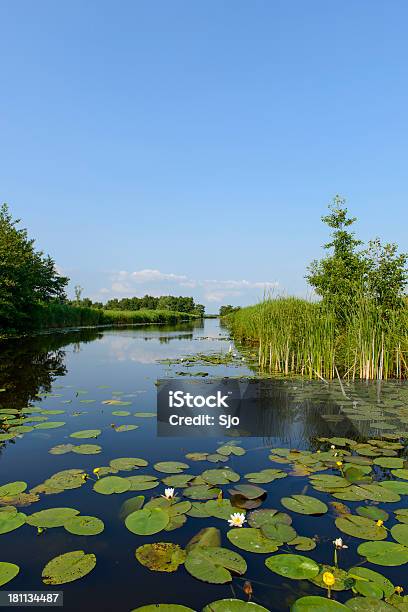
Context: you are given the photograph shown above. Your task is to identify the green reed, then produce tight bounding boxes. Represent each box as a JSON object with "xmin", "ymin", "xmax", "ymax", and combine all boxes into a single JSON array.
[{"xmin": 225, "ymin": 297, "xmax": 408, "ymax": 380}]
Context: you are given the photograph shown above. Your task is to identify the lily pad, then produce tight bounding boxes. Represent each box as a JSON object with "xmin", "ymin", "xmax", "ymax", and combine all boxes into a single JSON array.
[
  {"xmin": 109, "ymin": 458, "xmax": 148, "ymax": 471},
  {"xmin": 64, "ymin": 516, "xmax": 104, "ymax": 536},
  {"xmin": 310, "ymin": 565, "xmax": 353, "ymax": 591},
  {"xmin": 227, "ymin": 527, "xmax": 280, "ymax": 553},
  {"xmin": 373, "ymin": 457, "xmax": 404, "ymax": 469},
  {"xmin": 349, "ymin": 566, "xmax": 394, "ymax": 599},
  {"xmin": 245, "ymin": 469, "xmax": 287, "ymax": 484},
  {"xmin": 135, "ymin": 543, "xmax": 186, "ymax": 572},
  {"xmin": 202, "ymin": 469, "xmax": 240, "ymax": 485},
  {"xmin": 154, "ymin": 462, "xmax": 189, "ymax": 474},
  {"xmin": 357, "ymin": 541, "xmax": 408, "ymax": 566},
  {"xmin": 345, "ymin": 597, "xmax": 397, "ymax": 611},
  {"xmin": 119, "ymin": 496, "xmax": 145, "ymax": 521},
  {"xmin": 70, "ymin": 429, "xmax": 101, "ymax": 439},
  {"xmin": 265, "ymin": 553, "xmax": 319, "ymax": 579},
  {"xmin": 335, "ymin": 514, "xmax": 387, "ymax": 540},
  {"xmin": 0, "ymin": 509, "xmax": 26, "ymax": 534},
  {"xmin": 356, "ymin": 506, "xmax": 389, "ymax": 521},
  {"xmin": 125, "ymin": 508, "xmax": 170, "ymax": 535},
  {"xmin": 127, "ymin": 475, "xmax": 160, "ymax": 491},
  {"xmin": 183, "ymin": 485, "xmax": 219, "ymax": 500},
  {"xmin": 184, "ymin": 546, "xmax": 246, "ymax": 584},
  {"xmin": 186, "ymin": 527, "xmax": 221, "ymax": 550},
  {"xmin": 281, "ymin": 495, "xmax": 328, "ymax": 515},
  {"xmin": 217, "ymin": 445, "xmax": 246, "ymax": 456},
  {"xmin": 0, "ymin": 481, "xmax": 27, "ymax": 497},
  {"xmin": 0, "ymin": 562, "xmax": 20, "ymax": 587},
  {"xmin": 228, "ymin": 484, "xmax": 266, "ymax": 499},
  {"xmin": 27, "ymin": 508, "xmax": 80, "ymax": 528},
  {"xmin": 35, "ymin": 422, "xmax": 66, "ymax": 429},
  {"xmin": 202, "ymin": 600, "xmax": 269, "ymax": 612},
  {"xmin": 42, "ymin": 550, "xmax": 96, "ymax": 584},
  {"xmin": 72, "ymin": 444, "xmax": 102, "ymax": 455},
  {"xmin": 93, "ymin": 476, "xmax": 131, "ymax": 495},
  {"xmin": 49, "ymin": 444, "xmax": 75, "ymax": 455},
  {"xmin": 115, "ymin": 425, "xmax": 139, "ymax": 432}
]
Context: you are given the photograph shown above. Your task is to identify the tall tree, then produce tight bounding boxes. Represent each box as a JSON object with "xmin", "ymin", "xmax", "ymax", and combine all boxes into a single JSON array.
[{"xmin": 0, "ymin": 203, "xmax": 69, "ymax": 328}]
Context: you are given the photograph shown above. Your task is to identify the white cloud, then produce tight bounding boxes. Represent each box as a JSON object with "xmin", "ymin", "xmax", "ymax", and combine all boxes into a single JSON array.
[{"xmin": 96, "ymin": 269, "xmax": 279, "ymax": 307}]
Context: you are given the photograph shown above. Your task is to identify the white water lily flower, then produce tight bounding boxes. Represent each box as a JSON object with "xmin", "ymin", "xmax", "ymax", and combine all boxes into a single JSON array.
[
  {"xmin": 330, "ymin": 445, "xmax": 336, "ymax": 450},
  {"xmin": 228, "ymin": 512, "xmax": 246, "ymax": 528},
  {"xmin": 333, "ymin": 537, "xmax": 348, "ymax": 549},
  {"xmin": 162, "ymin": 487, "xmax": 175, "ymax": 500}
]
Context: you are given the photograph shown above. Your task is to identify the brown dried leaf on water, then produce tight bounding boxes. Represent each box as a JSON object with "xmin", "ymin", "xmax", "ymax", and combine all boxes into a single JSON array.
[
  {"xmin": 330, "ymin": 501, "xmax": 351, "ymax": 517},
  {"xmin": 0, "ymin": 492, "xmax": 40, "ymax": 507}
]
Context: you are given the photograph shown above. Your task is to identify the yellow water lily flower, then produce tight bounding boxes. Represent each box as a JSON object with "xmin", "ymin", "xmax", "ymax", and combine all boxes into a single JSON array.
[
  {"xmin": 322, "ymin": 572, "xmax": 335, "ymax": 587},
  {"xmin": 376, "ymin": 519, "xmax": 384, "ymax": 527},
  {"xmin": 395, "ymin": 586, "xmax": 404, "ymax": 595},
  {"xmin": 336, "ymin": 461, "xmax": 343, "ymax": 467}
]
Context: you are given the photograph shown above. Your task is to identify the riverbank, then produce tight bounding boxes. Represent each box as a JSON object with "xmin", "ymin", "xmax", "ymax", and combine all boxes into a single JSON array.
[
  {"xmin": 224, "ymin": 297, "xmax": 408, "ymax": 380},
  {"xmin": 0, "ymin": 303, "xmax": 200, "ymax": 338}
]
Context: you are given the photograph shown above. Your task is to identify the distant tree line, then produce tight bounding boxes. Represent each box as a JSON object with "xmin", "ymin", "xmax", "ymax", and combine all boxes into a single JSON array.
[
  {"xmin": 219, "ymin": 305, "xmax": 241, "ymax": 317},
  {"xmin": 73, "ymin": 295, "xmax": 205, "ymax": 317}
]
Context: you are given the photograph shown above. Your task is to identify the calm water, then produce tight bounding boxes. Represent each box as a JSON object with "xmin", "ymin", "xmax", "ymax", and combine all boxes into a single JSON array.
[{"xmin": 1, "ymin": 319, "xmax": 408, "ymax": 611}]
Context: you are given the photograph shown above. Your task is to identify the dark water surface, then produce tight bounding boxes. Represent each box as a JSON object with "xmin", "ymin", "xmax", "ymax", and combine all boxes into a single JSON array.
[{"xmin": 1, "ymin": 319, "xmax": 408, "ymax": 611}]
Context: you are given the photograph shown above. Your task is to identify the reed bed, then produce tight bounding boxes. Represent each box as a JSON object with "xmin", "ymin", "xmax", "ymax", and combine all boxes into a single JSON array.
[{"xmin": 225, "ymin": 297, "xmax": 408, "ymax": 380}]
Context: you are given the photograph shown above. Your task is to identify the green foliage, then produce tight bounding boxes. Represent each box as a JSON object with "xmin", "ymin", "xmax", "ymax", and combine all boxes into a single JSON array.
[
  {"xmin": 103, "ymin": 294, "xmax": 205, "ymax": 316},
  {"xmin": 219, "ymin": 305, "xmax": 241, "ymax": 317},
  {"xmin": 0, "ymin": 204, "xmax": 69, "ymax": 328}
]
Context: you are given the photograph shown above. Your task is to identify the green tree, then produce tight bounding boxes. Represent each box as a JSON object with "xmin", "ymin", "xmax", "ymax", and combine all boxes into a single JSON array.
[
  {"xmin": 0, "ymin": 203, "xmax": 69, "ymax": 328},
  {"xmin": 362, "ymin": 238, "xmax": 407, "ymax": 311}
]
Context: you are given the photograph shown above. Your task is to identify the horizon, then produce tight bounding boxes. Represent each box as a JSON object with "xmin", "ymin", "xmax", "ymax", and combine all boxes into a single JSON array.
[{"xmin": 1, "ymin": 1, "xmax": 407, "ymax": 308}]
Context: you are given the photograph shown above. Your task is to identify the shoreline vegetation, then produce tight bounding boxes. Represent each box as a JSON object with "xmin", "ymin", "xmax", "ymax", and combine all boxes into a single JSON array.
[{"xmin": 224, "ymin": 197, "xmax": 407, "ymax": 381}]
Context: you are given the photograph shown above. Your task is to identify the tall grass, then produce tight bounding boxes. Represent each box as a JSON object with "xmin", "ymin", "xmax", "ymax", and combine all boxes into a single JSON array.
[
  {"xmin": 29, "ymin": 304, "xmax": 197, "ymax": 330},
  {"xmin": 225, "ymin": 297, "xmax": 408, "ymax": 380}
]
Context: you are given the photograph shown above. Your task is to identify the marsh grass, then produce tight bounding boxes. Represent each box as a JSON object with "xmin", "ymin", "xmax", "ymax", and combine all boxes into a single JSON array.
[{"xmin": 226, "ymin": 297, "xmax": 408, "ymax": 380}]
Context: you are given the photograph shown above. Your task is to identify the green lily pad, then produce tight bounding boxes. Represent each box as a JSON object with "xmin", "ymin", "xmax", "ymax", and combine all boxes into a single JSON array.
[
  {"xmin": 391, "ymin": 469, "xmax": 408, "ymax": 480},
  {"xmin": 0, "ymin": 562, "xmax": 20, "ymax": 587},
  {"xmin": 186, "ymin": 527, "xmax": 221, "ymax": 551},
  {"xmin": 227, "ymin": 527, "xmax": 280, "ymax": 553},
  {"xmin": 261, "ymin": 520, "xmax": 297, "ymax": 543},
  {"xmin": 0, "ymin": 481, "xmax": 27, "ymax": 497},
  {"xmin": 35, "ymin": 422, "xmax": 66, "ymax": 429},
  {"xmin": 119, "ymin": 496, "xmax": 145, "ymax": 521},
  {"xmin": 70, "ymin": 429, "xmax": 101, "ymax": 439},
  {"xmin": 335, "ymin": 514, "xmax": 387, "ymax": 540},
  {"xmin": 42, "ymin": 550, "xmax": 96, "ymax": 584},
  {"xmin": 49, "ymin": 444, "xmax": 75, "ymax": 455},
  {"xmin": 135, "ymin": 543, "xmax": 186, "ymax": 572},
  {"xmin": 27, "ymin": 508, "xmax": 80, "ymax": 528},
  {"xmin": 281, "ymin": 495, "xmax": 328, "ymax": 515},
  {"xmin": 154, "ymin": 462, "xmax": 189, "ymax": 474},
  {"xmin": 134, "ymin": 412, "xmax": 156, "ymax": 418},
  {"xmin": 109, "ymin": 457, "xmax": 148, "ymax": 471},
  {"xmin": 391, "ymin": 523, "xmax": 408, "ymax": 546},
  {"xmin": 292, "ymin": 596, "xmax": 348, "ymax": 611},
  {"xmin": 349, "ymin": 566, "xmax": 394, "ymax": 598},
  {"xmin": 204, "ymin": 499, "xmax": 243, "ymax": 521},
  {"xmin": 125, "ymin": 508, "xmax": 170, "ymax": 535},
  {"xmin": 265, "ymin": 553, "xmax": 319, "ymax": 579},
  {"xmin": 93, "ymin": 476, "xmax": 131, "ymax": 495},
  {"xmin": 380, "ymin": 481, "xmax": 408, "ymax": 495},
  {"xmin": 184, "ymin": 546, "xmax": 246, "ymax": 584},
  {"xmin": 357, "ymin": 541, "xmax": 408, "ymax": 566},
  {"xmin": 229, "ymin": 484, "xmax": 266, "ymax": 499},
  {"xmin": 217, "ymin": 445, "xmax": 246, "ymax": 456},
  {"xmin": 373, "ymin": 457, "xmax": 404, "ymax": 469},
  {"xmin": 126, "ymin": 475, "xmax": 159, "ymax": 491},
  {"xmin": 72, "ymin": 444, "xmax": 102, "ymax": 455},
  {"xmin": 115, "ymin": 424, "xmax": 139, "ymax": 432},
  {"xmin": 64, "ymin": 516, "xmax": 104, "ymax": 536},
  {"xmin": 202, "ymin": 600, "xmax": 269, "ymax": 612},
  {"xmin": 112, "ymin": 411, "xmax": 131, "ymax": 416},
  {"xmin": 245, "ymin": 469, "xmax": 287, "ymax": 484},
  {"xmin": 183, "ymin": 485, "xmax": 219, "ymax": 500},
  {"xmin": 288, "ymin": 536, "xmax": 316, "ymax": 551},
  {"xmin": 395, "ymin": 508, "xmax": 408, "ymax": 524},
  {"xmin": 356, "ymin": 506, "xmax": 389, "ymax": 521},
  {"xmin": 202, "ymin": 469, "xmax": 240, "ymax": 485},
  {"xmin": 345, "ymin": 597, "xmax": 397, "ymax": 611},
  {"xmin": 248, "ymin": 509, "xmax": 292, "ymax": 528},
  {"xmin": 162, "ymin": 474, "xmax": 195, "ymax": 487},
  {"xmin": 0, "ymin": 509, "xmax": 26, "ymax": 534}
]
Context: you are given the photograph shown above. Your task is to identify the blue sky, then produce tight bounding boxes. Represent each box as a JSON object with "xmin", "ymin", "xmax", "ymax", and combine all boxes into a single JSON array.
[{"xmin": 1, "ymin": 1, "xmax": 407, "ymax": 310}]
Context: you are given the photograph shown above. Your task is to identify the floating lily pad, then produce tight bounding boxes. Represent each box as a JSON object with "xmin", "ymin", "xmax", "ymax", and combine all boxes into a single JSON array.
[
  {"xmin": 135, "ymin": 543, "xmax": 186, "ymax": 572},
  {"xmin": 292, "ymin": 596, "xmax": 348, "ymax": 611},
  {"xmin": 27, "ymin": 508, "xmax": 80, "ymax": 528},
  {"xmin": 288, "ymin": 536, "xmax": 316, "ymax": 551},
  {"xmin": 349, "ymin": 566, "xmax": 394, "ymax": 599},
  {"xmin": 281, "ymin": 495, "xmax": 328, "ymax": 515},
  {"xmin": 42, "ymin": 550, "xmax": 96, "ymax": 584},
  {"xmin": 202, "ymin": 469, "xmax": 240, "ymax": 485},
  {"xmin": 109, "ymin": 458, "xmax": 148, "ymax": 471},
  {"xmin": 162, "ymin": 474, "xmax": 195, "ymax": 487},
  {"xmin": 64, "ymin": 516, "xmax": 104, "ymax": 536},
  {"xmin": 72, "ymin": 444, "xmax": 102, "ymax": 455},
  {"xmin": 183, "ymin": 485, "xmax": 219, "ymax": 500},
  {"xmin": 0, "ymin": 482, "xmax": 27, "ymax": 497},
  {"xmin": 202, "ymin": 600, "xmax": 269, "ymax": 612},
  {"xmin": 112, "ymin": 411, "xmax": 131, "ymax": 416},
  {"xmin": 154, "ymin": 462, "xmax": 189, "ymax": 474},
  {"xmin": 186, "ymin": 527, "xmax": 221, "ymax": 550},
  {"xmin": 119, "ymin": 496, "xmax": 145, "ymax": 521},
  {"xmin": 245, "ymin": 469, "xmax": 287, "ymax": 484},
  {"xmin": 356, "ymin": 506, "xmax": 389, "ymax": 521},
  {"xmin": 93, "ymin": 476, "xmax": 130, "ymax": 495},
  {"xmin": 115, "ymin": 425, "xmax": 139, "ymax": 432},
  {"xmin": 335, "ymin": 514, "xmax": 387, "ymax": 540},
  {"xmin": 357, "ymin": 541, "xmax": 408, "ymax": 566},
  {"xmin": 125, "ymin": 508, "xmax": 170, "ymax": 535},
  {"xmin": 126, "ymin": 475, "xmax": 159, "ymax": 491},
  {"xmin": 391, "ymin": 523, "xmax": 408, "ymax": 546},
  {"xmin": 345, "ymin": 597, "xmax": 397, "ymax": 611},
  {"xmin": 373, "ymin": 457, "xmax": 404, "ymax": 469},
  {"xmin": 70, "ymin": 430, "xmax": 101, "ymax": 439},
  {"xmin": 265, "ymin": 553, "xmax": 319, "ymax": 579},
  {"xmin": 184, "ymin": 546, "xmax": 246, "ymax": 584},
  {"xmin": 0, "ymin": 509, "xmax": 26, "ymax": 534},
  {"xmin": 35, "ymin": 422, "xmax": 66, "ymax": 429},
  {"xmin": 49, "ymin": 444, "xmax": 75, "ymax": 455},
  {"xmin": 227, "ymin": 527, "xmax": 280, "ymax": 553},
  {"xmin": 134, "ymin": 412, "xmax": 156, "ymax": 417},
  {"xmin": 217, "ymin": 445, "xmax": 246, "ymax": 456},
  {"xmin": 229, "ymin": 484, "xmax": 266, "ymax": 499},
  {"xmin": 310, "ymin": 565, "xmax": 352, "ymax": 591},
  {"xmin": 102, "ymin": 399, "xmax": 132, "ymax": 405},
  {"xmin": 0, "ymin": 562, "xmax": 20, "ymax": 587}
]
